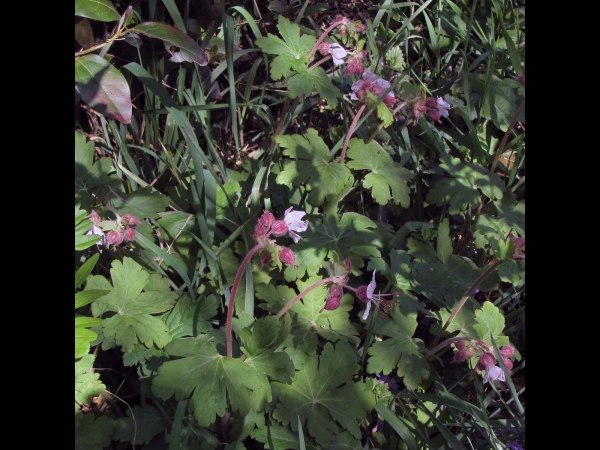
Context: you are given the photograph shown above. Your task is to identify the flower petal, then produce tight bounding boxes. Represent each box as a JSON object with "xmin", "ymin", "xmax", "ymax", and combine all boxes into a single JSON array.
[
  {"xmin": 362, "ymin": 301, "xmax": 372, "ymax": 320},
  {"xmin": 366, "ymin": 270, "xmax": 377, "ymax": 299}
]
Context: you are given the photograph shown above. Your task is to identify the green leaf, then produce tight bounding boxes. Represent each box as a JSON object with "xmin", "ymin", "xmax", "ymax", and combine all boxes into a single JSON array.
[
  {"xmin": 481, "ymin": 77, "xmax": 520, "ymax": 131},
  {"xmin": 472, "ymin": 301, "xmax": 509, "ymax": 347},
  {"xmin": 164, "ymin": 294, "xmax": 218, "ymax": 339},
  {"xmin": 430, "ymin": 297, "xmax": 479, "ymax": 339},
  {"xmin": 276, "ymin": 129, "xmax": 352, "ymax": 207},
  {"xmin": 473, "ymin": 190, "xmax": 525, "ymax": 250},
  {"xmin": 436, "ymin": 218, "xmax": 452, "ymax": 264},
  {"xmin": 75, "ymin": 290, "xmax": 111, "ymax": 309},
  {"xmin": 376, "ymin": 101, "xmax": 394, "ymax": 127},
  {"xmin": 366, "ymin": 307, "xmax": 430, "ymax": 390},
  {"xmin": 109, "ymin": 186, "xmax": 170, "ymax": 219},
  {"xmin": 75, "ymin": 0, "xmax": 119, "ymax": 22},
  {"xmin": 75, "ymin": 354, "xmax": 105, "ymax": 415},
  {"xmin": 283, "ymin": 213, "xmax": 380, "ymax": 281},
  {"xmin": 426, "ymin": 154, "xmax": 505, "ymax": 214},
  {"xmin": 75, "ymin": 54, "xmax": 132, "ymax": 124},
  {"xmin": 75, "ymin": 326, "xmax": 98, "ymax": 358},
  {"xmin": 75, "ymin": 415, "xmax": 115, "ymax": 450},
  {"xmin": 132, "ymin": 22, "xmax": 209, "ymax": 65},
  {"xmin": 288, "ymin": 67, "xmax": 342, "ymax": 108},
  {"xmin": 345, "ymin": 138, "xmax": 413, "ymax": 206},
  {"xmin": 273, "ymin": 342, "xmax": 376, "ymax": 447},
  {"xmin": 113, "ymin": 405, "xmax": 166, "ymax": 445},
  {"xmin": 92, "ymin": 257, "xmax": 177, "ymax": 352},
  {"xmin": 151, "ymin": 337, "xmax": 266, "ymax": 427},
  {"xmin": 75, "ymin": 253, "xmax": 100, "ymax": 289},
  {"xmin": 255, "ymin": 16, "xmax": 314, "ymax": 79}
]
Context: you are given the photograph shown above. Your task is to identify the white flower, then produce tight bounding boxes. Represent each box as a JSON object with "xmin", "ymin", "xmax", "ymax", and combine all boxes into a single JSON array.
[
  {"xmin": 436, "ymin": 97, "xmax": 451, "ymax": 118},
  {"xmin": 283, "ymin": 207, "xmax": 308, "ymax": 243},
  {"xmin": 86, "ymin": 224, "xmax": 107, "ymax": 246},
  {"xmin": 328, "ymin": 43, "xmax": 348, "ymax": 66},
  {"xmin": 482, "ymin": 365, "xmax": 505, "ymax": 384},
  {"xmin": 360, "ymin": 270, "xmax": 395, "ymax": 320}
]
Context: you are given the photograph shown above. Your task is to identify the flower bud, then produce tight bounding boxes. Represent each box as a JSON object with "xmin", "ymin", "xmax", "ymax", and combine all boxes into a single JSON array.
[
  {"xmin": 499, "ymin": 345, "xmax": 515, "ymax": 358},
  {"xmin": 258, "ymin": 210, "xmax": 275, "ymax": 229},
  {"xmin": 123, "ymin": 227, "xmax": 136, "ymax": 242},
  {"xmin": 355, "ymin": 23, "xmax": 365, "ymax": 32},
  {"xmin": 270, "ymin": 220, "xmax": 288, "ymax": 237},
  {"xmin": 107, "ymin": 230, "xmax": 124, "ymax": 246},
  {"xmin": 344, "ymin": 258, "xmax": 352, "ymax": 273},
  {"xmin": 356, "ymin": 285, "xmax": 369, "ymax": 303},
  {"xmin": 425, "ymin": 97, "xmax": 438, "ymax": 109},
  {"xmin": 324, "ymin": 285, "xmax": 343, "ymax": 310},
  {"xmin": 259, "ymin": 251, "xmax": 271, "ymax": 269},
  {"xmin": 122, "ymin": 214, "xmax": 141, "ymax": 228},
  {"xmin": 502, "ymin": 357, "xmax": 513, "ymax": 372},
  {"xmin": 453, "ymin": 347, "xmax": 475, "ymax": 363},
  {"xmin": 476, "ymin": 352, "xmax": 496, "ymax": 370},
  {"xmin": 454, "ymin": 340, "xmax": 466, "ymax": 350},
  {"xmin": 88, "ymin": 209, "xmax": 101, "ymax": 225},
  {"xmin": 254, "ymin": 222, "xmax": 268, "ymax": 238},
  {"xmin": 319, "ymin": 42, "xmax": 330, "ymax": 55},
  {"xmin": 279, "ymin": 247, "xmax": 298, "ymax": 267}
]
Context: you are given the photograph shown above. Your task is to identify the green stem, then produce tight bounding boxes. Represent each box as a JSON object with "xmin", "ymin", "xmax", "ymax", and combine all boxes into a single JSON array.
[
  {"xmin": 226, "ymin": 244, "xmax": 262, "ymax": 357},
  {"xmin": 339, "ymin": 103, "xmax": 366, "ymax": 164},
  {"xmin": 275, "ymin": 277, "xmax": 335, "ymax": 318},
  {"xmin": 429, "ymin": 259, "xmax": 504, "ymax": 349},
  {"xmin": 75, "ymin": 29, "xmax": 128, "ymax": 58}
]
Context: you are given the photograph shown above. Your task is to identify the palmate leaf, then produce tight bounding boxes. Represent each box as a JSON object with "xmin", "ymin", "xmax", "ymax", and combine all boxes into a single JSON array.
[
  {"xmin": 275, "ymin": 129, "xmax": 352, "ymax": 206},
  {"xmin": 75, "ymin": 415, "xmax": 115, "ymax": 450},
  {"xmin": 472, "ymin": 301, "xmax": 509, "ymax": 347},
  {"xmin": 164, "ymin": 294, "xmax": 219, "ymax": 339},
  {"xmin": 283, "ymin": 213, "xmax": 381, "ymax": 281},
  {"xmin": 366, "ymin": 307, "xmax": 430, "ymax": 391},
  {"xmin": 151, "ymin": 337, "xmax": 267, "ymax": 427},
  {"xmin": 273, "ymin": 342, "xmax": 376, "ymax": 447},
  {"xmin": 345, "ymin": 138, "xmax": 413, "ymax": 206},
  {"xmin": 89, "ymin": 257, "xmax": 177, "ymax": 353},
  {"xmin": 113, "ymin": 405, "xmax": 166, "ymax": 445},
  {"xmin": 75, "ymin": 354, "xmax": 106, "ymax": 416},
  {"xmin": 474, "ymin": 190, "xmax": 525, "ymax": 250},
  {"xmin": 426, "ymin": 154, "xmax": 505, "ymax": 214},
  {"xmin": 288, "ymin": 67, "xmax": 342, "ymax": 108},
  {"xmin": 255, "ymin": 16, "xmax": 314, "ymax": 80}
]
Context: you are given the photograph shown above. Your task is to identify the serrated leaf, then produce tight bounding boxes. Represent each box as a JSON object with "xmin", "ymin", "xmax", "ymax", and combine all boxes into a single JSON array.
[
  {"xmin": 288, "ymin": 67, "xmax": 342, "ymax": 108},
  {"xmin": 91, "ymin": 257, "xmax": 177, "ymax": 352},
  {"xmin": 283, "ymin": 213, "xmax": 380, "ymax": 281},
  {"xmin": 436, "ymin": 218, "xmax": 452, "ymax": 264},
  {"xmin": 376, "ymin": 102, "xmax": 394, "ymax": 127},
  {"xmin": 132, "ymin": 22, "xmax": 208, "ymax": 65},
  {"xmin": 75, "ymin": 54, "xmax": 132, "ymax": 124},
  {"xmin": 474, "ymin": 190, "xmax": 525, "ymax": 250},
  {"xmin": 75, "ymin": 354, "xmax": 106, "ymax": 415},
  {"xmin": 75, "ymin": 415, "xmax": 115, "ymax": 450},
  {"xmin": 366, "ymin": 307, "xmax": 430, "ymax": 390},
  {"xmin": 431, "ymin": 297, "xmax": 479, "ymax": 338},
  {"xmin": 164, "ymin": 295, "xmax": 218, "ymax": 339},
  {"xmin": 275, "ymin": 129, "xmax": 352, "ymax": 206},
  {"xmin": 472, "ymin": 301, "xmax": 509, "ymax": 347},
  {"xmin": 426, "ymin": 154, "xmax": 505, "ymax": 214},
  {"xmin": 255, "ymin": 16, "xmax": 314, "ymax": 79},
  {"xmin": 496, "ymin": 259, "xmax": 524, "ymax": 285},
  {"xmin": 109, "ymin": 186, "xmax": 170, "ymax": 219},
  {"xmin": 345, "ymin": 138, "xmax": 413, "ymax": 206},
  {"xmin": 273, "ymin": 342, "xmax": 376, "ymax": 447},
  {"xmin": 113, "ymin": 405, "xmax": 166, "ymax": 445},
  {"xmin": 75, "ymin": 0, "xmax": 119, "ymax": 22},
  {"xmin": 75, "ymin": 327, "xmax": 98, "ymax": 358},
  {"xmin": 152, "ymin": 338, "xmax": 266, "ymax": 427}
]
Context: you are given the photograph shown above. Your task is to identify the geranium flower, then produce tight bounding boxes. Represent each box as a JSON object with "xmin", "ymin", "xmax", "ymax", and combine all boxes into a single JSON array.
[
  {"xmin": 350, "ymin": 72, "xmax": 396, "ymax": 107},
  {"xmin": 283, "ymin": 207, "xmax": 308, "ymax": 243},
  {"xmin": 319, "ymin": 42, "xmax": 348, "ymax": 66},
  {"xmin": 482, "ymin": 365, "xmax": 506, "ymax": 384},
  {"xmin": 356, "ymin": 270, "xmax": 395, "ymax": 319}
]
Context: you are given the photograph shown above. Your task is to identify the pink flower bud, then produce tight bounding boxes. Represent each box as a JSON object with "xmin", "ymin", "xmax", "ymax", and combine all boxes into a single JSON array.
[
  {"xmin": 355, "ymin": 23, "xmax": 365, "ymax": 32},
  {"xmin": 426, "ymin": 108, "xmax": 441, "ymax": 121},
  {"xmin": 254, "ymin": 222, "xmax": 268, "ymax": 238},
  {"xmin": 499, "ymin": 345, "xmax": 515, "ymax": 358},
  {"xmin": 454, "ymin": 340, "xmax": 466, "ymax": 350},
  {"xmin": 344, "ymin": 258, "xmax": 352, "ymax": 273},
  {"xmin": 476, "ymin": 352, "xmax": 496, "ymax": 370},
  {"xmin": 502, "ymin": 357, "xmax": 513, "ymax": 371},
  {"xmin": 356, "ymin": 285, "xmax": 369, "ymax": 303},
  {"xmin": 88, "ymin": 209, "xmax": 101, "ymax": 225},
  {"xmin": 123, "ymin": 227, "xmax": 136, "ymax": 242},
  {"xmin": 383, "ymin": 94, "xmax": 396, "ymax": 106},
  {"xmin": 279, "ymin": 247, "xmax": 298, "ymax": 267},
  {"xmin": 107, "ymin": 230, "xmax": 124, "ymax": 246},
  {"xmin": 122, "ymin": 214, "xmax": 141, "ymax": 227},
  {"xmin": 453, "ymin": 347, "xmax": 475, "ymax": 363},
  {"xmin": 259, "ymin": 251, "xmax": 271, "ymax": 269},
  {"xmin": 270, "ymin": 220, "xmax": 288, "ymax": 237},
  {"xmin": 325, "ymin": 285, "xmax": 344, "ymax": 310},
  {"xmin": 319, "ymin": 42, "xmax": 330, "ymax": 55},
  {"xmin": 258, "ymin": 210, "xmax": 275, "ymax": 229},
  {"xmin": 425, "ymin": 97, "xmax": 438, "ymax": 109}
]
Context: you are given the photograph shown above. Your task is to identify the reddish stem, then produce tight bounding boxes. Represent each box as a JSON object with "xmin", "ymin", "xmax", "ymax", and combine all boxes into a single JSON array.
[
  {"xmin": 276, "ymin": 277, "xmax": 335, "ymax": 318},
  {"xmin": 226, "ymin": 244, "xmax": 263, "ymax": 357},
  {"xmin": 339, "ymin": 103, "xmax": 366, "ymax": 164},
  {"xmin": 308, "ymin": 23, "xmax": 340, "ymax": 62}
]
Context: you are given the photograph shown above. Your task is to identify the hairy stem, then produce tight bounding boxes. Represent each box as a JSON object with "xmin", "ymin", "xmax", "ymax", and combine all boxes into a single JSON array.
[
  {"xmin": 339, "ymin": 103, "xmax": 366, "ymax": 164},
  {"xmin": 307, "ymin": 23, "xmax": 340, "ymax": 62},
  {"xmin": 308, "ymin": 54, "xmax": 332, "ymax": 71},
  {"xmin": 275, "ymin": 277, "xmax": 335, "ymax": 318},
  {"xmin": 429, "ymin": 259, "xmax": 504, "ymax": 348},
  {"xmin": 226, "ymin": 244, "xmax": 262, "ymax": 357}
]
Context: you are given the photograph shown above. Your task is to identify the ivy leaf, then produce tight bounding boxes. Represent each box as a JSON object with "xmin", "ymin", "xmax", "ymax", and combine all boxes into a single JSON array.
[
  {"xmin": 273, "ymin": 342, "xmax": 376, "ymax": 447},
  {"xmin": 288, "ymin": 67, "xmax": 342, "ymax": 108},
  {"xmin": 283, "ymin": 213, "xmax": 380, "ymax": 281},
  {"xmin": 75, "ymin": 0, "xmax": 119, "ymax": 22},
  {"xmin": 113, "ymin": 405, "xmax": 166, "ymax": 445},
  {"xmin": 255, "ymin": 16, "xmax": 314, "ymax": 80},
  {"xmin": 345, "ymin": 138, "xmax": 413, "ymax": 206},
  {"xmin": 151, "ymin": 337, "xmax": 266, "ymax": 427},
  {"xmin": 109, "ymin": 185, "xmax": 170, "ymax": 219},
  {"xmin": 75, "ymin": 54, "xmax": 132, "ymax": 124},
  {"xmin": 426, "ymin": 154, "xmax": 505, "ymax": 214},
  {"xmin": 164, "ymin": 294, "xmax": 219, "ymax": 339},
  {"xmin": 91, "ymin": 257, "xmax": 177, "ymax": 353},
  {"xmin": 275, "ymin": 129, "xmax": 352, "ymax": 206},
  {"xmin": 75, "ymin": 415, "xmax": 115, "ymax": 450},
  {"xmin": 472, "ymin": 301, "xmax": 509, "ymax": 347},
  {"xmin": 366, "ymin": 307, "xmax": 430, "ymax": 390}
]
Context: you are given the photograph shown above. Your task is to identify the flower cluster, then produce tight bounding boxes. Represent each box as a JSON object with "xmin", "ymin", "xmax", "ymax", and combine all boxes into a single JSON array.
[
  {"xmin": 507, "ymin": 232, "xmax": 525, "ymax": 259},
  {"xmin": 253, "ymin": 207, "xmax": 308, "ymax": 269},
  {"xmin": 452, "ymin": 340, "xmax": 516, "ymax": 385},
  {"xmin": 87, "ymin": 210, "xmax": 141, "ymax": 248},
  {"xmin": 411, "ymin": 91, "xmax": 451, "ymax": 122},
  {"xmin": 350, "ymin": 71, "xmax": 396, "ymax": 107},
  {"xmin": 323, "ymin": 257, "xmax": 353, "ymax": 311},
  {"xmin": 318, "ymin": 42, "xmax": 348, "ymax": 66}
]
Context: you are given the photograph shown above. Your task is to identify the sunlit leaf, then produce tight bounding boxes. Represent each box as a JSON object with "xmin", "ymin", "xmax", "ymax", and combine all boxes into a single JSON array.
[{"xmin": 75, "ymin": 0, "xmax": 119, "ymax": 22}]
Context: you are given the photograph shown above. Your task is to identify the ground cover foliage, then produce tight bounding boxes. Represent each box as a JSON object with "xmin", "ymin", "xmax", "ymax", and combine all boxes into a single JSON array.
[{"xmin": 75, "ymin": 1, "xmax": 525, "ymax": 448}]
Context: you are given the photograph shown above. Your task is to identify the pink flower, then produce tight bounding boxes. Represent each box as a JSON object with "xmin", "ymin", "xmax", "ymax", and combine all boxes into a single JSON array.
[
  {"xmin": 283, "ymin": 207, "xmax": 308, "ymax": 243},
  {"xmin": 324, "ymin": 284, "xmax": 344, "ymax": 310},
  {"xmin": 106, "ymin": 230, "xmax": 124, "ymax": 246},
  {"xmin": 476, "ymin": 352, "xmax": 496, "ymax": 370},
  {"xmin": 278, "ymin": 246, "xmax": 298, "ymax": 267},
  {"xmin": 499, "ymin": 345, "xmax": 515, "ymax": 358},
  {"xmin": 123, "ymin": 227, "xmax": 136, "ymax": 242},
  {"xmin": 345, "ymin": 50, "xmax": 366, "ymax": 76},
  {"xmin": 270, "ymin": 220, "xmax": 288, "ymax": 237},
  {"xmin": 482, "ymin": 365, "xmax": 505, "ymax": 384},
  {"xmin": 88, "ymin": 209, "xmax": 101, "ymax": 225},
  {"xmin": 357, "ymin": 270, "xmax": 395, "ymax": 319},
  {"xmin": 413, "ymin": 92, "xmax": 450, "ymax": 122},
  {"xmin": 350, "ymin": 72, "xmax": 396, "ymax": 107},
  {"xmin": 328, "ymin": 43, "xmax": 348, "ymax": 66},
  {"xmin": 122, "ymin": 214, "xmax": 141, "ymax": 228}
]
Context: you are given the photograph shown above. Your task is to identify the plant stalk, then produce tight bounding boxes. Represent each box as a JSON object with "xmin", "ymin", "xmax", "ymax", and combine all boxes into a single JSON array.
[
  {"xmin": 339, "ymin": 103, "xmax": 366, "ymax": 164},
  {"xmin": 276, "ymin": 277, "xmax": 335, "ymax": 318}
]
